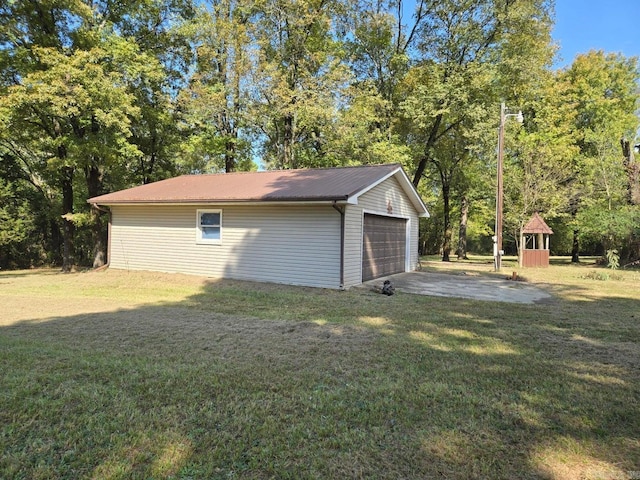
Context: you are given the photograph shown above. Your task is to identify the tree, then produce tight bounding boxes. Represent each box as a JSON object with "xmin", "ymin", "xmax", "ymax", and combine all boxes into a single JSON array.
[
  {"xmin": 621, "ymin": 137, "xmax": 640, "ymax": 206},
  {"xmin": 345, "ymin": 0, "xmax": 427, "ymax": 114},
  {"xmin": 252, "ymin": 0, "xmax": 349, "ymax": 169},
  {"xmin": 405, "ymin": 0, "xmax": 552, "ymax": 185},
  {"xmin": 501, "ymin": 70, "xmax": 579, "ymax": 264},
  {"xmin": 115, "ymin": 0, "xmax": 196, "ymax": 184},
  {"xmin": 319, "ymin": 83, "xmax": 411, "ymax": 166},
  {"xmin": 454, "ymin": 143, "xmax": 497, "ymax": 260},
  {"xmin": 563, "ymin": 51, "xmax": 640, "ymax": 261},
  {"xmin": 394, "ymin": 0, "xmax": 554, "ymax": 260},
  {"xmin": 401, "ymin": 56, "xmax": 502, "ymax": 260},
  {"xmin": 1, "ymin": 41, "xmax": 142, "ymax": 269},
  {"xmin": 178, "ymin": 0, "xmax": 255, "ymax": 173},
  {"xmin": 0, "ymin": 0, "xmax": 194, "ymax": 269},
  {"xmin": 0, "ymin": 152, "xmax": 54, "ymax": 269}
]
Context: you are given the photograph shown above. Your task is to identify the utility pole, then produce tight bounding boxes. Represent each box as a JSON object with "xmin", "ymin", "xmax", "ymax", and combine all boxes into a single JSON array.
[{"xmin": 494, "ymin": 103, "xmax": 523, "ymax": 272}]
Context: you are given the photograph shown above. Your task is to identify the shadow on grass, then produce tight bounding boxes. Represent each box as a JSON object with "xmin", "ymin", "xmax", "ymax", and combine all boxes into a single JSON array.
[
  {"xmin": 0, "ymin": 268, "xmax": 61, "ymax": 279},
  {"xmin": 1, "ymin": 275, "xmax": 639, "ymax": 479}
]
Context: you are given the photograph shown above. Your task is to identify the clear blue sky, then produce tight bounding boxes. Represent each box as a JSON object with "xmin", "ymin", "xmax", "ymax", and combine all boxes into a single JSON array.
[{"xmin": 552, "ymin": 0, "xmax": 640, "ymax": 68}]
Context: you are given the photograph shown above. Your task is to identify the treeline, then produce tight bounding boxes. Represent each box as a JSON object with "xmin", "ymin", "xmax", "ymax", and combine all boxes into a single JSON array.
[{"xmin": 1, "ymin": 0, "xmax": 638, "ymax": 270}]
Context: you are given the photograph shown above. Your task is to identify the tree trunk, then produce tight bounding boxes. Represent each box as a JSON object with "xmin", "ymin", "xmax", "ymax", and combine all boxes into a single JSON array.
[
  {"xmin": 48, "ymin": 218, "xmax": 63, "ymax": 265},
  {"xmin": 571, "ymin": 229, "xmax": 580, "ymax": 263},
  {"xmin": 225, "ymin": 138, "xmax": 236, "ymax": 173},
  {"xmin": 283, "ymin": 113, "xmax": 295, "ymax": 169},
  {"xmin": 412, "ymin": 113, "xmax": 443, "ymax": 188},
  {"xmin": 86, "ymin": 163, "xmax": 107, "ymax": 268},
  {"xmin": 570, "ymin": 197, "xmax": 580, "ymax": 263},
  {"xmin": 441, "ymin": 183, "xmax": 451, "ymax": 262},
  {"xmin": 90, "ymin": 205, "xmax": 107, "ymax": 268},
  {"xmin": 621, "ymin": 138, "xmax": 640, "ymax": 205},
  {"xmin": 61, "ymin": 165, "xmax": 75, "ymax": 272},
  {"xmin": 143, "ymin": 151, "xmax": 156, "ymax": 185},
  {"xmin": 457, "ymin": 195, "xmax": 469, "ymax": 260},
  {"xmin": 139, "ymin": 131, "xmax": 158, "ymax": 185},
  {"xmin": 518, "ymin": 228, "xmax": 524, "ymax": 267}
]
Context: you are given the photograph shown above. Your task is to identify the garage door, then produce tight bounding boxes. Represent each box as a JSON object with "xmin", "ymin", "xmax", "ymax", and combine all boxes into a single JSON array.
[{"xmin": 362, "ymin": 214, "xmax": 406, "ymax": 281}]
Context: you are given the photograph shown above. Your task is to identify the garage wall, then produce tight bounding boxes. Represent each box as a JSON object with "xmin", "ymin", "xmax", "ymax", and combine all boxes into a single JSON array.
[
  {"xmin": 343, "ymin": 174, "xmax": 420, "ymax": 287},
  {"xmin": 343, "ymin": 204, "xmax": 364, "ymax": 287},
  {"xmin": 109, "ymin": 204, "xmax": 342, "ymax": 288}
]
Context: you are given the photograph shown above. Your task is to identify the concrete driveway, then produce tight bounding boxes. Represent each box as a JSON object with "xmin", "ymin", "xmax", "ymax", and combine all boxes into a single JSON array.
[{"xmin": 364, "ymin": 271, "xmax": 553, "ymax": 304}]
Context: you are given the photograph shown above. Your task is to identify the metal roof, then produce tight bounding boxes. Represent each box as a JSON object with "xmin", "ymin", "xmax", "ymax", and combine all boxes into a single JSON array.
[
  {"xmin": 522, "ymin": 212, "xmax": 554, "ymax": 234},
  {"xmin": 88, "ymin": 164, "xmax": 429, "ymax": 216}
]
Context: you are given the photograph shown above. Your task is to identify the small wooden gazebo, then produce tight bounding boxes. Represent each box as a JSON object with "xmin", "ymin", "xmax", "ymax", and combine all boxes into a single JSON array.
[{"xmin": 521, "ymin": 212, "xmax": 554, "ymax": 267}]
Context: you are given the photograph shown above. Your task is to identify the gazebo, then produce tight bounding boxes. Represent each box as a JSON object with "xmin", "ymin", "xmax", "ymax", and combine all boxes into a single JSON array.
[{"xmin": 521, "ymin": 212, "xmax": 553, "ymax": 267}]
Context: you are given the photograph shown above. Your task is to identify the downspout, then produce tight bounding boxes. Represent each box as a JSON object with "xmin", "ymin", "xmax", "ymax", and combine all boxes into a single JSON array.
[
  {"xmin": 332, "ymin": 202, "xmax": 345, "ymax": 289},
  {"xmin": 92, "ymin": 203, "xmax": 111, "ymax": 270}
]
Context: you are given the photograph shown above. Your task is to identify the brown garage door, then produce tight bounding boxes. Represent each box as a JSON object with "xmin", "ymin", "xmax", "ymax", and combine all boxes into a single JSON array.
[{"xmin": 362, "ymin": 214, "xmax": 406, "ymax": 281}]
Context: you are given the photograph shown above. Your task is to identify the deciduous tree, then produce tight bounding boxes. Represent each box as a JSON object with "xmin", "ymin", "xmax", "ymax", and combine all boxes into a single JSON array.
[
  {"xmin": 563, "ymin": 51, "xmax": 640, "ymax": 261},
  {"xmin": 252, "ymin": 0, "xmax": 349, "ymax": 169},
  {"xmin": 179, "ymin": 0, "xmax": 255, "ymax": 173}
]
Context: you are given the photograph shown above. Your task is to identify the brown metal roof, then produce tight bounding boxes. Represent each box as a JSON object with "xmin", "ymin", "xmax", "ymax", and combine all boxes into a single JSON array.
[
  {"xmin": 522, "ymin": 212, "xmax": 554, "ymax": 234},
  {"xmin": 88, "ymin": 164, "xmax": 428, "ymax": 215}
]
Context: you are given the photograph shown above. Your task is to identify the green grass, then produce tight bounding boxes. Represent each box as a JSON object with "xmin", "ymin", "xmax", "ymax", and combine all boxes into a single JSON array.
[{"xmin": 1, "ymin": 263, "xmax": 639, "ymax": 479}]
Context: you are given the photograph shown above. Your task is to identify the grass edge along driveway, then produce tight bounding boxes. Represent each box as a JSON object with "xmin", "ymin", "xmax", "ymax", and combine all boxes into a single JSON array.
[{"xmin": 1, "ymin": 264, "xmax": 639, "ymax": 479}]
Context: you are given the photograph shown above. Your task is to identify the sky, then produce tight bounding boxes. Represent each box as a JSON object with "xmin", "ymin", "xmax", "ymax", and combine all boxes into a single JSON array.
[{"xmin": 552, "ymin": 0, "xmax": 640, "ymax": 68}]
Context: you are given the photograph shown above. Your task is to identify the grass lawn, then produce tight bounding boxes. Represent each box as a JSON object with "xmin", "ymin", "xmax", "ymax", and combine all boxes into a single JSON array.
[{"xmin": 1, "ymin": 259, "xmax": 639, "ymax": 479}]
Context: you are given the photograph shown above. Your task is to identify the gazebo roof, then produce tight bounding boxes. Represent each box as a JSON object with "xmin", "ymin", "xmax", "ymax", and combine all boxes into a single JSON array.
[{"xmin": 523, "ymin": 212, "xmax": 553, "ymax": 234}]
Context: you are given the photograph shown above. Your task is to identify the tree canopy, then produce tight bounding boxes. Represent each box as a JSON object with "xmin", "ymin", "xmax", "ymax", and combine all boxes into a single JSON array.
[{"xmin": 1, "ymin": 0, "xmax": 638, "ymax": 269}]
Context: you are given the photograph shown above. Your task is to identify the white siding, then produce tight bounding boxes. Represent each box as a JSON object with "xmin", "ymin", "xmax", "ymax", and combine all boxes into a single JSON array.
[
  {"xmin": 109, "ymin": 204, "xmax": 341, "ymax": 288},
  {"xmin": 343, "ymin": 205, "xmax": 364, "ymax": 287},
  {"xmin": 342, "ymin": 175, "xmax": 420, "ymax": 287}
]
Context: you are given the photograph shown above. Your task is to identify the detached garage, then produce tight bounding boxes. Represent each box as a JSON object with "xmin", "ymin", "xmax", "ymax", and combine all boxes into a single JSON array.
[{"xmin": 88, "ymin": 164, "xmax": 429, "ymax": 289}]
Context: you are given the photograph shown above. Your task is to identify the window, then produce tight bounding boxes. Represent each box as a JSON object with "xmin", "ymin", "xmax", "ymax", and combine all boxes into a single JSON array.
[{"xmin": 196, "ymin": 209, "xmax": 222, "ymax": 244}]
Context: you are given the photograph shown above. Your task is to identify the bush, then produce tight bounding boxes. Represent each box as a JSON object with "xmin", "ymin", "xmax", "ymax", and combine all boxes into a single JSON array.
[{"xmin": 606, "ymin": 249, "xmax": 620, "ymax": 270}]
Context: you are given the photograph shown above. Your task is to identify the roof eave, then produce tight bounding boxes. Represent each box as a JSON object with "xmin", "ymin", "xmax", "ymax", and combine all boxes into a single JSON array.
[{"xmin": 88, "ymin": 198, "xmax": 350, "ymax": 207}]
